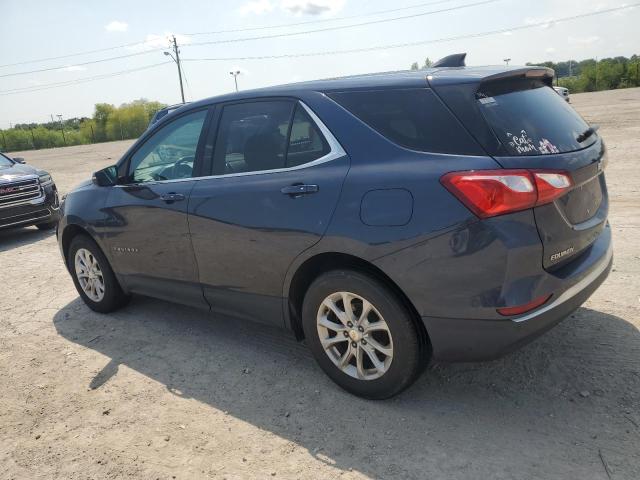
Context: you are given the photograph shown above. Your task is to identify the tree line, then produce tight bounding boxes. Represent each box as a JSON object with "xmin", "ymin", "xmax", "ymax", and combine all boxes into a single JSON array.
[
  {"xmin": 409, "ymin": 55, "xmax": 640, "ymax": 93},
  {"xmin": 529, "ymin": 55, "xmax": 640, "ymax": 92},
  {"xmin": 0, "ymin": 99, "xmax": 165, "ymax": 153}
]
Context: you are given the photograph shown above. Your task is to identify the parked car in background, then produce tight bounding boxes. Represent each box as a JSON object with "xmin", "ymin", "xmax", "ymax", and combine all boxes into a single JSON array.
[
  {"xmin": 147, "ymin": 103, "xmax": 190, "ymax": 129},
  {"xmin": 0, "ymin": 152, "xmax": 60, "ymax": 230},
  {"xmin": 554, "ymin": 86, "xmax": 570, "ymax": 102},
  {"xmin": 58, "ymin": 56, "xmax": 611, "ymax": 399}
]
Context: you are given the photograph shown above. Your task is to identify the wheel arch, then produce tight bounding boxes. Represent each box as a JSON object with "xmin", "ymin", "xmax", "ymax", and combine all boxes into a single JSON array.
[
  {"xmin": 60, "ymin": 223, "xmax": 108, "ymax": 270},
  {"xmin": 286, "ymin": 252, "xmax": 431, "ymax": 355}
]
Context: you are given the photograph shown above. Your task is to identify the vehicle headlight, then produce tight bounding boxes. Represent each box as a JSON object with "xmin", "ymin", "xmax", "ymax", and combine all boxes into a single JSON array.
[{"xmin": 39, "ymin": 173, "xmax": 52, "ymax": 185}]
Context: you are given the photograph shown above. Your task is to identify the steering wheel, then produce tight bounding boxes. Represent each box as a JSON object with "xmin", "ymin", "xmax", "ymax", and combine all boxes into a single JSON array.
[{"xmin": 170, "ymin": 155, "xmax": 194, "ymax": 179}]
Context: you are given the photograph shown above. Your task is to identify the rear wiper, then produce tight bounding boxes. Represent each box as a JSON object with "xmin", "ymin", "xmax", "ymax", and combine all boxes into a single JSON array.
[{"xmin": 577, "ymin": 124, "xmax": 599, "ymax": 143}]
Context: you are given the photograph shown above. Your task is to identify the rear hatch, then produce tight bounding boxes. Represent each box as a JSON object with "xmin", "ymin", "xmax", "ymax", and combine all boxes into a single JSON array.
[{"xmin": 430, "ymin": 67, "xmax": 608, "ymax": 270}]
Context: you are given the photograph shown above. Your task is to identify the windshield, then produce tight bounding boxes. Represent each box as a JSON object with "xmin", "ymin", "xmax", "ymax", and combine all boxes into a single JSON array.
[
  {"xmin": 479, "ymin": 85, "xmax": 596, "ymax": 156},
  {"xmin": 0, "ymin": 153, "xmax": 14, "ymax": 167}
]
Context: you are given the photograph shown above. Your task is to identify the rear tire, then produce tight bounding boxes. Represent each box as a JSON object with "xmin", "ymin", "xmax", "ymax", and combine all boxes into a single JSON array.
[
  {"xmin": 302, "ymin": 270, "xmax": 423, "ymax": 399},
  {"xmin": 67, "ymin": 234, "xmax": 129, "ymax": 313}
]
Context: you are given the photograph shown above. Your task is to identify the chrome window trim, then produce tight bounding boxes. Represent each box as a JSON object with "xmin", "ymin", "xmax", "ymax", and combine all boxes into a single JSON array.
[{"xmin": 115, "ymin": 100, "xmax": 347, "ymax": 188}]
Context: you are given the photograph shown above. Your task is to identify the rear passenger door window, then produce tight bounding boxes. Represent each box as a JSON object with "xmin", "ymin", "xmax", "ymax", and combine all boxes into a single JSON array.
[
  {"xmin": 212, "ymin": 101, "xmax": 294, "ymax": 175},
  {"xmin": 211, "ymin": 100, "xmax": 332, "ymax": 175},
  {"xmin": 286, "ymin": 105, "xmax": 330, "ymax": 167}
]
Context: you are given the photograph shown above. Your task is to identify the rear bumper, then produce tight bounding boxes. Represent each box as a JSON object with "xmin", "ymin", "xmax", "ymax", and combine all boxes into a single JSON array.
[{"xmin": 423, "ymin": 238, "xmax": 613, "ymax": 362}]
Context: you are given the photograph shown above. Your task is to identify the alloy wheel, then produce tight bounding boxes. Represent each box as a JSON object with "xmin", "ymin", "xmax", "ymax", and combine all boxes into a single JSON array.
[
  {"xmin": 74, "ymin": 248, "xmax": 105, "ymax": 302},
  {"xmin": 316, "ymin": 291, "xmax": 393, "ymax": 380}
]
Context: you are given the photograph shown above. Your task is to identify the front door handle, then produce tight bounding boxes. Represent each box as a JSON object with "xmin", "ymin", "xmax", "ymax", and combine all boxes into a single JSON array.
[
  {"xmin": 160, "ymin": 192, "xmax": 186, "ymax": 203},
  {"xmin": 280, "ymin": 184, "xmax": 319, "ymax": 196}
]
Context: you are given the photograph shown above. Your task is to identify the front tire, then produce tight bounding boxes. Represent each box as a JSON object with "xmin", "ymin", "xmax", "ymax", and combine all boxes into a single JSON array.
[
  {"xmin": 67, "ymin": 235, "xmax": 129, "ymax": 313},
  {"xmin": 36, "ymin": 221, "xmax": 57, "ymax": 230},
  {"xmin": 302, "ymin": 270, "xmax": 423, "ymax": 399}
]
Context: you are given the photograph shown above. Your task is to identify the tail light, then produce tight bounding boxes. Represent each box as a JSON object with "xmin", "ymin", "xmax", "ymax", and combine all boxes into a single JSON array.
[{"xmin": 440, "ymin": 169, "xmax": 573, "ymax": 218}]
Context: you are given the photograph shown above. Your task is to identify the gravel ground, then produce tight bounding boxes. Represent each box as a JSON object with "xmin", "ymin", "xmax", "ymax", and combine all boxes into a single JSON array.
[{"xmin": 1, "ymin": 88, "xmax": 639, "ymax": 480}]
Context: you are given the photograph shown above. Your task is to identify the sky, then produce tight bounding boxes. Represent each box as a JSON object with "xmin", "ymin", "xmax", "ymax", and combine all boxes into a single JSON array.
[{"xmin": 0, "ymin": 0, "xmax": 638, "ymax": 127}]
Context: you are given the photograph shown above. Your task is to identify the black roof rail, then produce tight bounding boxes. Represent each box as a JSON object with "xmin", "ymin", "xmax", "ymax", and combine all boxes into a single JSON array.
[{"xmin": 432, "ymin": 53, "xmax": 467, "ymax": 68}]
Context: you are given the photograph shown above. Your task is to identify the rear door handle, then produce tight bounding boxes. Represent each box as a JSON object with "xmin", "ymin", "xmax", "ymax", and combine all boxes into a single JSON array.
[
  {"xmin": 280, "ymin": 184, "xmax": 319, "ymax": 196},
  {"xmin": 160, "ymin": 192, "xmax": 186, "ymax": 203}
]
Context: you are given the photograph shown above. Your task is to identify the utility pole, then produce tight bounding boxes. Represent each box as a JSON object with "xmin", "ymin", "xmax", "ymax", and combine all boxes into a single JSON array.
[
  {"xmin": 503, "ymin": 58, "xmax": 511, "ymax": 66},
  {"xmin": 29, "ymin": 126, "xmax": 36, "ymax": 149},
  {"xmin": 90, "ymin": 124, "xmax": 95, "ymax": 143},
  {"xmin": 166, "ymin": 35, "xmax": 185, "ymax": 103},
  {"xmin": 229, "ymin": 70, "xmax": 241, "ymax": 92},
  {"xmin": 57, "ymin": 114, "xmax": 66, "ymax": 146},
  {"xmin": 595, "ymin": 56, "xmax": 599, "ymax": 91}
]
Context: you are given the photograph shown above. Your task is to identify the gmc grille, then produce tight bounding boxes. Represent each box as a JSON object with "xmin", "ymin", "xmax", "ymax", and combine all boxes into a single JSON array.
[{"xmin": 0, "ymin": 178, "xmax": 42, "ymax": 208}]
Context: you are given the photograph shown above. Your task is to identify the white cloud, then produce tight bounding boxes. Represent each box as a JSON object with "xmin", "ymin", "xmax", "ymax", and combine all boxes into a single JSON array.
[
  {"xmin": 545, "ymin": 47, "xmax": 556, "ymax": 54},
  {"xmin": 502, "ymin": 31, "xmax": 513, "ymax": 36},
  {"xmin": 105, "ymin": 20, "xmax": 128, "ymax": 32},
  {"xmin": 127, "ymin": 32, "xmax": 191, "ymax": 52},
  {"xmin": 568, "ymin": 35, "xmax": 601, "ymax": 45},
  {"xmin": 281, "ymin": 0, "xmax": 345, "ymax": 15},
  {"xmin": 240, "ymin": 0, "xmax": 345, "ymax": 16}
]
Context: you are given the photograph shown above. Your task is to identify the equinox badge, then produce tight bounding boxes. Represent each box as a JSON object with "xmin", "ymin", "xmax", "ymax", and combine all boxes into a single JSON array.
[{"xmin": 550, "ymin": 246, "xmax": 575, "ymax": 262}]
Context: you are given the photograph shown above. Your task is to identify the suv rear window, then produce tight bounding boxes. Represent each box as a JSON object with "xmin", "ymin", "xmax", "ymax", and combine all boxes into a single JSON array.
[
  {"xmin": 478, "ymin": 85, "xmax": 596, "ymax": 156},
  {"xmin": 328, "ymin": 88, "xmax": 482, "ymax": 155}
]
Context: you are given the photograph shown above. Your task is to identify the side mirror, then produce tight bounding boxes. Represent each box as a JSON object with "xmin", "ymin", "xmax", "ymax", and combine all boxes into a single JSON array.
[
  {"xmin": 92, "ymin": 165, "xmax": 118, "ymax": 187},
  {"xmin": 13, "ymin": 157, "xmax": 25, "ymax": 164}
]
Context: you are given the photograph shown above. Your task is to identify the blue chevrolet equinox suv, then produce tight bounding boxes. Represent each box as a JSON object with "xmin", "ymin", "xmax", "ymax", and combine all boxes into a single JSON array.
[{"xmin": 58, "ymin": 55, "xmax": 612, "ymax": 398}]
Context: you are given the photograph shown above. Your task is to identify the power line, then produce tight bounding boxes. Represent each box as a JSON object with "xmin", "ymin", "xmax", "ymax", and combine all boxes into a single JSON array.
[
  {"xmin": 0, "ymin": 39, "xmax": 166, "ymax": 69},
  {"xmin": 182, "ymin": 0, "xmax": 462, "ymax": 35},
  {"xmin": 0, "ymin": 0, "xmax": 493, "ymax": 79},
  {"xmin": 0, "ymin": 48, "xmax": 168, "ymax": 79},
  {"xmin": 0, "ymin": 0, "xmax": 466, "ymax": 69},
  {"xmin": 182, "ymin": 4, "xmax": 640, "ymax": 63},
  {"xmin": 1, "ymin": 3, "xmax": 636, "ymax": 97},
  {"xmin": 187, "ymin": 0, "xmax": 498, "ymax": 48},
  {"xmin": 0, "ymin": 62, "xmax": 172, "ymax": 96}
]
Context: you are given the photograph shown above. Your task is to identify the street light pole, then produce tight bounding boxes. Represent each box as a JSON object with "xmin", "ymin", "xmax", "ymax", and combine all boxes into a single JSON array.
[
  {"xmin": 503, "ymin": 58, "xmax": 511, "ymax": 66},
  {"xmin": 229, "ymin": 70, "xmax": 241, "ymax": 92},
  {"xmin": 164, "ymin": 36, "xmax": 185, "ymax": 103}
]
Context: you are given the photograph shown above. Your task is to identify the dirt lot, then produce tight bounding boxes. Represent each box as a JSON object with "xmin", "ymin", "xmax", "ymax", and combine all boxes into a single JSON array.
[{"xmin": 1, "ymin": 88, "xmax": 639, "ymax": 480}]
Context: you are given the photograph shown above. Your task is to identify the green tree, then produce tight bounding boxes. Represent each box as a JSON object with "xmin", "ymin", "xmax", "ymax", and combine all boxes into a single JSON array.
[{"xmin": 409, "ymin": 57, "xmax": 433, "ymax": 70}]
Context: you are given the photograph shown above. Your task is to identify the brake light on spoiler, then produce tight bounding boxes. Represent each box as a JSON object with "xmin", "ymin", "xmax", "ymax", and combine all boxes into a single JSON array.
[{"xmin": 440, "ymin": 169, "xmax": 572, "ymax": 218}]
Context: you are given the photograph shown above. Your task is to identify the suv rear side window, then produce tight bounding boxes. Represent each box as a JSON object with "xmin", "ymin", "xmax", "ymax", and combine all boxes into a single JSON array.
[
  {"xmin": 287, "ymin": 105, "xmax": 330, "ymax": 167},
  {"xmin": 328, "ymin": 88, "xmax": 482, "ymax": 155},
  {"xmin": 478, "ymin": 85, "xmax": 595, "ymax": 156},
  {"xmin": 213, "ymin": 101, "xmax": 293, "ymax": 174},
  {"xmin": 212, "ymin": 101, "xmax": 332, "ymax": 174}
]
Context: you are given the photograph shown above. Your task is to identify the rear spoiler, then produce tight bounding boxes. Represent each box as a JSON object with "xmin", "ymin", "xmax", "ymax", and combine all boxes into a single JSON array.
[{"xmin": 479, "ymin": 67, "xmax": 555, "ymax": 88}]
